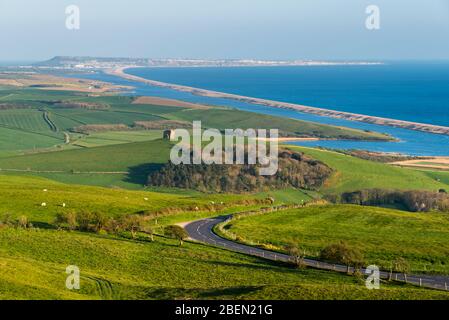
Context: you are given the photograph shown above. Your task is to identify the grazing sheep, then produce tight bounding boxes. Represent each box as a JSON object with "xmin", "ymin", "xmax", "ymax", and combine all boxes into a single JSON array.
[
  {"xmin": 43, "ymin": 189, "xmax": 48, "ymax": 192},
  {"xmin": 62, "ymin": 203, "xmax": 66, "ymax": 208},
  {"xmin": 144, "ymin": 198, "xmax": 149, "ymax": 201},
  {"xmin": 41, "ymin": 203, "xmax": 47, "ymax": 207}
]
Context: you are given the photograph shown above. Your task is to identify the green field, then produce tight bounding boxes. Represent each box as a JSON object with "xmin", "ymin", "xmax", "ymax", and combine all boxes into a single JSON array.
[
  {"xmin": 0, "ymin": 175, "xmax": 252, "ymax": 224},
  {"xmin": 1, "ymin": 85, "xmax": 449, "ymax": 300},
  {"xmin": 0, "ymin": 88, "xmax": 392, "ymax": 158},
  {"xmin": 288, "ymin": 146, "xmax": 449, "ymax": 194},
  {"xmin": 3, "ymin": 175, "xmax": 446, "ymax": 300},
  {"xmin": 172, "ymin": 108, "xmax": 391, "ymax": 140},
  {"xmin": 2, "ymin": 228, "xmax": 449, "ymax": 300},
  {"xmin": 225, "ymin": 204, "xmax": 449, "ymax": 274},
  {"xmin": 0, "ymin": 126, "xmax": 63, "ymax": 157},
  {"xmin": 70, "ymin": 130, "xmax": 163, "ymax": 148}
]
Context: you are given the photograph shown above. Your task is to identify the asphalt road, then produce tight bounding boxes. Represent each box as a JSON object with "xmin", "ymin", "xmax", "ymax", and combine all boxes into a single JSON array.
[{"xmin": 185, "ymin": 215, "xmax": 449, "ymax": 292}]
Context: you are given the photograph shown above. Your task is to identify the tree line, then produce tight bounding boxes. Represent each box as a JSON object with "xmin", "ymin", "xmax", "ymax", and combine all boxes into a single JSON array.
[{"xmin": 327, "ymin": 188, "xmax": 449, "ymax": 212}]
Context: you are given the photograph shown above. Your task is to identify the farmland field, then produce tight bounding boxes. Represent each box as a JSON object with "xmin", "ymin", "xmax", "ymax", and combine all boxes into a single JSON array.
[
  {"xmin": 1, "ymin": 83, "xmax": 448, "ymax": 301},
  {"xmin": 224, "ymin": 204, "xmax": 449, "ymax": 274},
  {"xmin": 288, "ymin": 146, "xmax": 449, "ymax": 193},
  {"xmin": 0, "ymin": 174, "xmax": 251, "ymax": 224},
  {"xmin": 3, "ymin": 228, "xmax": 448, "ymax": 300}
]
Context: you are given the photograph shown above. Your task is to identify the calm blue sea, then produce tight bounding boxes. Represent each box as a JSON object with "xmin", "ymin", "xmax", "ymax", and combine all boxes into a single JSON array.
[
  {"xmin": 75, "ymin": 63, "xmax": 449, "ymax": 156},
  {"xmin": 128, "ymin": 63, "xmax": 449, "ymax": 127}
]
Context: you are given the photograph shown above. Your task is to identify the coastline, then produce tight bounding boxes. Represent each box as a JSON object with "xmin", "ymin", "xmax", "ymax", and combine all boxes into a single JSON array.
[{"xmin": 107, "ymin": 67, "xmax": 449, "ymax": 137}]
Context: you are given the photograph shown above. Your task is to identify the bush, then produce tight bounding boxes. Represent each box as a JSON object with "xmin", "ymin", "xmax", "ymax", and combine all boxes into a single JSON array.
[
  {"xmin": 141, "ymin": 225, "xmax": 155, "ymax": 241},
  {"xmin": 91, "ymin": 212, "xmax": 108, "ymax": 233},
  {"xmin": 320, "ymin": 242, "xmax": 364, "ymax": 273},
  {"xmin": 17, "ymin": 216, "xmax": 31, "ymax": 229},
  {"xmin": 54, "ymin": 211, "xmax": 77, "ymax": 230},
  {"xmin": 76, "ymin": 211, "xmax": 95, "ymax": 231},
  {"xmin": 0, "ymin": 213, "xmax": 14, "ymax": 227},
  {"xmin": 285, "ymin": 244, "xmax": 307, "ymax": 268}
]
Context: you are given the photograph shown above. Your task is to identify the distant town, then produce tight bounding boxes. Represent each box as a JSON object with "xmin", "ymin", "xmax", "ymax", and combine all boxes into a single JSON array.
[{"xmin": 26, "ymin": 56, "xmax": 383, "ymax": 70}]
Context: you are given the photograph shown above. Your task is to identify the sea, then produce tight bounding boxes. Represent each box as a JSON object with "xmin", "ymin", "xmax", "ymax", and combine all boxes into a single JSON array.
[{"xmin": 76, "ymin": 62, "xmax": 449, "ymax": 156}]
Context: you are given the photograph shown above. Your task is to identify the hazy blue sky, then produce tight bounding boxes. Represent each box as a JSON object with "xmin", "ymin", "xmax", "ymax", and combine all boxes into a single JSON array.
[{"xmin": 1, "ymin": 0, "xmax": 448, "ymax": 61}]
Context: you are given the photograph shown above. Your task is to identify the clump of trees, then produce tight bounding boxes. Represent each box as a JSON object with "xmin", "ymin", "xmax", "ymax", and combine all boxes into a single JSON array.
[
  {"xmin": 0, "ymin": 213, "xmax": 33, "ymax": 229},
  {"xmin": 319, "ymin": 241, "xmax": 365, "ymax": 273},
  {"xmin": 148, "ymin": 149, "xmax": 332, "ymax": 193},
  {"xmin": 54, "ymin": 211, "xmax": 149, "ymax": 239},
  {"xmin": 53, "ymin": 211, "xmax": 186, "ymax": 244},
  {"xmin": 328, "ymin": 188, "xmax": 449, "ymax": 212}
]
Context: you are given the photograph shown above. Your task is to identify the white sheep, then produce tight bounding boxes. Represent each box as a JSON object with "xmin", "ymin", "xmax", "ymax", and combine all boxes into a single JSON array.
[{"xmin": 41, "ymin": 202, "xmax": 47, "ymax": 207}]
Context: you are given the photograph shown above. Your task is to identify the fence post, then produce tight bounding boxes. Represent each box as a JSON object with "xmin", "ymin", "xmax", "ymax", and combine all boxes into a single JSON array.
[
  {"xmin": 419, "ymin": 278, "xmax": 422, "ymax": 287},
  {"xmin": 445, "ymin": 282, "xmax": 448, "ymax": 291},
  {"xmin": 274, "ymin": 254, "xmax": 277, "ymax": 261}
]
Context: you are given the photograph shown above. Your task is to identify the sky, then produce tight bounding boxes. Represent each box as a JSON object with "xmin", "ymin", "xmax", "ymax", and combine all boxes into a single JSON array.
[{"xmin": 1, "ymin": 0, "xmax": 449, "ymax": 61}]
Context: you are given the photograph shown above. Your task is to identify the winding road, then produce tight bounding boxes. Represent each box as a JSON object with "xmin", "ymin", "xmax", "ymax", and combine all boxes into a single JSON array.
[{"xmin": 185, "ymin": 215, "xmax": 449, "ymax": 292}]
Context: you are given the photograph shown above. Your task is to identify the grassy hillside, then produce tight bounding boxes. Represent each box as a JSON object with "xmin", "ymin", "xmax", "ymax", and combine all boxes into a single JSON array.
[
  {"xmin": 171, "ymin": 108, "xmax": 390, "ymax": 140},
  {"xmin": 0, "ymin": 175, "xmax": 250, "ymax": 224},
  {"xmin": 2, "ymin": 174, "xmax": 445, "ymax": 300},
  {"xmin": 70, "ymin": 130, "xmax": 163, "ymax": 148},
  {"xmin": 1, "ymin": 228, "xmax": 448, "ymax": 300},
  {"xmin": 225, "ymin": 204, "xmax": 449, "ymax": 274},
  {"xmin": 288, "ymin": 146, "xmax": 449, "ymax": 193},
  {"xmin": 0, "ymin": 126, "xmax": 62, "ymax": 157}
]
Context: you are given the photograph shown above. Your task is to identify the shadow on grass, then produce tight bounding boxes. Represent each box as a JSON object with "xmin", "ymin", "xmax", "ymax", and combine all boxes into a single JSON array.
[
  {"xmin": 124, "ymin": 163, "xmax": 163, "ymax": 185},
  {"xmin": 31, "ymin": 221, "xmax": 56, "ymax": 230},
  {"xmin": 146, "ymin": 286, "xmax": 264, "ymax": 300}
]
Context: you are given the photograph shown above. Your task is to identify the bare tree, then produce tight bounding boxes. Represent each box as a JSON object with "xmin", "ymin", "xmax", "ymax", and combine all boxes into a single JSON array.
[
  {"xmin": 120, "ymin": 215, "xmax": 144, "ymax": 239},
  {"xmin": 285, "ymin": 244, "xmax": 307, "ymax": 268},
  {"xmin": 393, "ymin": 257, "xmax": 410, "ymax": 283}
]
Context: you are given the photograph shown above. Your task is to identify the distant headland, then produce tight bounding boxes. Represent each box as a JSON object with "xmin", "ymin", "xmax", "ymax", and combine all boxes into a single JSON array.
[{"xmin": 31, "ymin": 56, "xmax": 383, "ymax": 69}]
